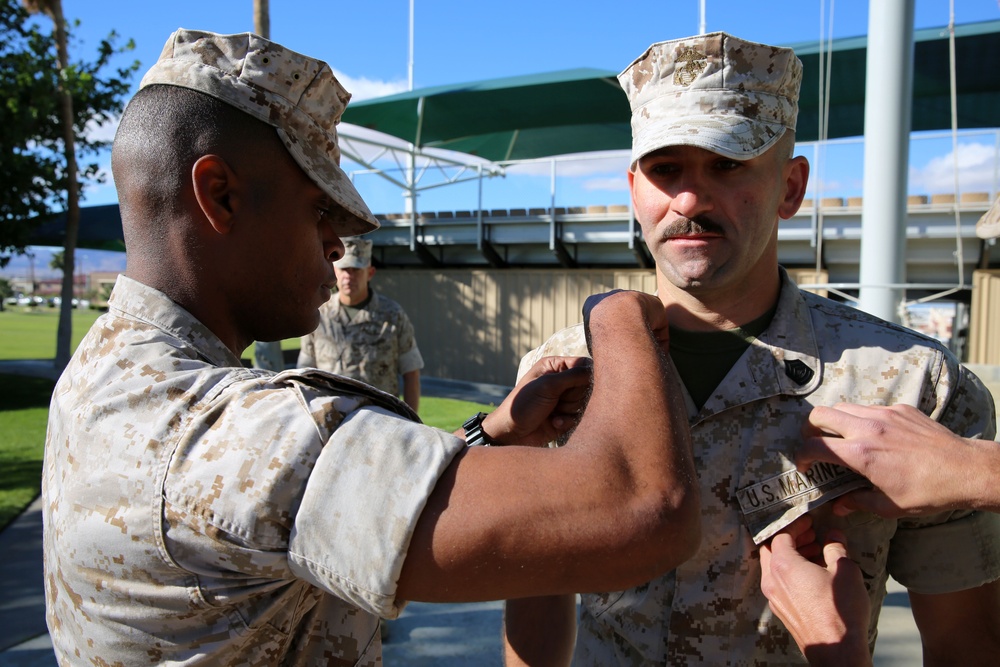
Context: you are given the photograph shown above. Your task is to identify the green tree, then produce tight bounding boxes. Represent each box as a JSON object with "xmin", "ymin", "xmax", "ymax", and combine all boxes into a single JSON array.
[
  {"xmin": 2, "ymin": 0, "xmax": 137, "ymax": 367},
  {"xmin": 49, "ymin": 248, "xmax": 64, "ymax": 273},
  {"xmin": 1, "ymin": 0, "xmax": 135, "ymax": 264},
  {"xmin": 0, "ymin": 277, "xmax": 12, "ymax": 311}
]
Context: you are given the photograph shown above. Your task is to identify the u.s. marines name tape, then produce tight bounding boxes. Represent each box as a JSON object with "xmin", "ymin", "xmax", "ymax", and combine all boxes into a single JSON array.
[{"xmin": 737, "ymin": 462, "xmax": 870, "ymax": 544}]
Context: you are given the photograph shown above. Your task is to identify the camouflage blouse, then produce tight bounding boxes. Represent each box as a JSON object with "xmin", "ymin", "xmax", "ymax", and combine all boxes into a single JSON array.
[
  {"xmin": 43, "ymin": 275, "xmax": 462, "ymax": 665},
  {"xmin": 298, "ymin": 290, "xmax": 423, "ymax": 397},
  {"xmin": 519, "ymin": 269, "xmax": 1000, "ymax": 666}
]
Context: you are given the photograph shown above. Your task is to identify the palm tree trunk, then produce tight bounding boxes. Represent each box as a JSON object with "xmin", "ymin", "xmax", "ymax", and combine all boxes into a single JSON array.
[
  {"xmin": 254, "ymin": 0, "xmax": 269, "ymax": 38},
  {"xmin": 24, "ymin": 0, "xmax": 78, "ymax": 372}
]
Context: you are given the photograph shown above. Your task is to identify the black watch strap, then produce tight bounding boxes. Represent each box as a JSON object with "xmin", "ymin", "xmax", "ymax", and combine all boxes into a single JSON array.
[{"xmin": 462, "ymin": 412, "xmax": 497, "ymax": 447}]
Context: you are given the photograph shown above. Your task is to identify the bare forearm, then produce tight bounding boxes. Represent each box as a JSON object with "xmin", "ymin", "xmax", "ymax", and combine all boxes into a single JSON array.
[
  {"xmin": 577, "ymin": 300, "xmax": 700, "ymax": 561},
  {"xmin": 402, "ymin": 370, "xmax": 420, "ymax": 413},
  {"xmin": 399, "ymin": 292, "xmax": 699, "ymax": 601},
  {"xmin": 504, "ymin": 595, "xmax": 576, "ymax": 667},
  {"xmin": 966, "ymin": 438, "xmax": 1000, "ymax": 513},
  {"xmin": 911, "ymin": 580, "xmax": 1000, "ymax": 666}
]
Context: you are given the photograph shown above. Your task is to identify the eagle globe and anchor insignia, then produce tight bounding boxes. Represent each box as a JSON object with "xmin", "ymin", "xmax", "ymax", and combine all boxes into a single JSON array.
[{"xmin": 673, "ymin": 46, "xmax": 708, "ymax": 86}]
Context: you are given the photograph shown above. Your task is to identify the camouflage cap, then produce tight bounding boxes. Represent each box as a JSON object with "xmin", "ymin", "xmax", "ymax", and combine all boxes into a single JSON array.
[
  {"xmin": 334, "ymin": 236, "xmax": 373, "ymax": 269},
  {"xmin": 139, "ymin": 29, "xmax": 379, "ymax": 236},
  {"xmin": 976, "ymin": 196, "xmax": 1000, "ymax": 240},
  {"xmin": 619, "ymin": 32, "xmax": 802, "ymax": 166}
]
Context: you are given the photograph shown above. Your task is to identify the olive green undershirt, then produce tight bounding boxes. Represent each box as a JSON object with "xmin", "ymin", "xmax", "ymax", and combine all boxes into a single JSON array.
[{"xmin": 669, "ymin": 304, "xmax": 777, "ymax": 410}]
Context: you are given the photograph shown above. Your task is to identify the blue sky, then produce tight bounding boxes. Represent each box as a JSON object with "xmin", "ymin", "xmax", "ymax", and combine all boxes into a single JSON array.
[
  {"xmin": 56, "ymin": 0, "xmax": 998, "ymax": 93},
  {"xmin": 5, "ymin": 0, "xmax": 1000, "ymax": 279}
]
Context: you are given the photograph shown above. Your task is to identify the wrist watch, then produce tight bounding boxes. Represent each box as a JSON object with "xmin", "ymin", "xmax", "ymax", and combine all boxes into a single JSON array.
[{"xmin": 462, "ymin": 411, "xmax": 497, "ymax": 447}]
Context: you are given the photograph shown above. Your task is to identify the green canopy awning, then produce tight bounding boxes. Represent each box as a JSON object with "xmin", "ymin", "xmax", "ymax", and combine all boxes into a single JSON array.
[
  {"xmin": 342, "ymin": 68, "xmax": 631, "ymax": 161},
  {"xmin": 793, "ymin": 19, "xmax": 1000, "ymax": 140},
  {"xmin": 29, "ymin": 204, "xmax": 124, "ymax": 252},
  {"xmin": 342, "ymin": 19, "xmax": 1000, "ymax": 160}
]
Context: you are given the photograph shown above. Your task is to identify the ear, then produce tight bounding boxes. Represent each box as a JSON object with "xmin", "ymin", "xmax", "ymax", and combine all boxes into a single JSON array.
[
  {"xmin": 366, "ymin": 266, "xmax": 376, "ymax": 280},
  {"xmin": 627, "ymin": 168, "xmax": 637, "ymax": 211},
  {"xmin": 191, "ymin": 155, "xmax": 239, "ymax": 234},
  {"xmin": 777, "ymin": 156, "xmax": 810, "ymax": 220}
]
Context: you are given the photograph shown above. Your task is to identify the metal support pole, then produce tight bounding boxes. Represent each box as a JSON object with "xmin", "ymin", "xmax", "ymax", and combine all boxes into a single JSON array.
[
  {"xmin": 407, "ymin": 152, "xmax": 418, "ymax": 252},
  {"xmin": 549, "ymin": 160, "xmax": 557, "ymax": 251},
  {"xmin": 477, "ymin": 164, "xmax": 484, "ymax": 251},
  {"xmin": 858, "ymin": 0, "xmax": 914, "ymax": 323}
]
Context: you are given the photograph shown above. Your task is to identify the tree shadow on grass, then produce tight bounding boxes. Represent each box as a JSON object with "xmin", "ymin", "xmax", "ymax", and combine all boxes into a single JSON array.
[
  {"xmin": 0, "ymin": 460, "xmax": 43, "ymax": 492},
  {"xmin": 0, "ymin": 374, "xmax": 55, "ymax": 411}
]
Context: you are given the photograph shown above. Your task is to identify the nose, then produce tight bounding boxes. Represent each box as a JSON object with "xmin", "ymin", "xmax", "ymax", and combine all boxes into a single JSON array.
[
  {"xmin": 670, "ymin": 172, "xmax": 713, "ymax": 220},
  {"xmin": 325, "ymin": 233, "xmax": 345, "ymax": 264}
]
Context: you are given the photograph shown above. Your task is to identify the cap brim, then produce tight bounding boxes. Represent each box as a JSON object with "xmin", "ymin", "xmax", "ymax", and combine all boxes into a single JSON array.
[
  {"xmin": 975, "ymin": 198, "xmax": 1000, "ymax": 240},
  {"xmin": 631, "ymin": 114, "xmax": 787, "ymax": 166},
  {"xmin": 277, "ymin": 128, "xmax": 379, "ymax": 236}
]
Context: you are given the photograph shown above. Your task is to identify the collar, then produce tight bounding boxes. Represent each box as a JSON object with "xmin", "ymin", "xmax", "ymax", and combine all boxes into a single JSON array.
[
  {"xmin": 694, "ymin": 267, "xmax": 821, "ymax": 421},
  {"xmin": 331, "ymin": 288, "xmax": 379, "ymax": 320},
  {"xmin": 108, "ymin": 275, "xmax": 244, "ymax": 369}
]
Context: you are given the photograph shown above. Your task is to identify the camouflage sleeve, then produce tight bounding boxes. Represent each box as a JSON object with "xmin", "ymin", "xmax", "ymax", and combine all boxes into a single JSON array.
[
  {"xmin": 888, "ymin": 363, "xmax": 1000, "ymax": 594},
  {"xmin": 297, "ymin": 333, "xmax": 315, "ymax": 368},
  {"xmin": 516, "ymin": 344, "xmax": 545, "ymax": 384},
  {"xmin": 288, "ymin": 405, "xmax": 465, "ymax": 618},
  {"xmin": 516, "ymin": 323, "xmax": 590, "ymax": 383}
]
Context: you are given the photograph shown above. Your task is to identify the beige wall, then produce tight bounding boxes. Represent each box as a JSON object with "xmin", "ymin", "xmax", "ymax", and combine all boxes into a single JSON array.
[
  {"xmin": 970, "ymin": 269, "xmax": 1000, "ymax": 365},
  {"xmin": 375, "ymin": 267, "xmax": 828, "ymax": 386},
  {"xmin": 375, "ymin": 268, "xmax": 657, "ymax": 385}
]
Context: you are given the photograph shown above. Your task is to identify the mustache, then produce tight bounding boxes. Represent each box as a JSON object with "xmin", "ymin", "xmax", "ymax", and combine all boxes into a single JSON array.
[{"xmin": 661, "ymin": 216, "xmax": 725, "ymax": 238}]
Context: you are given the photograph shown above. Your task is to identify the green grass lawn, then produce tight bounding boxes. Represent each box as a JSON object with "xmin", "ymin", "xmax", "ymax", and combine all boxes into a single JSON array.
[
  {"xmin": 1, "ymin": 307, "xmax": 102, "ymax": 359},
  {"xmin": 0, "ymin": 307, "xmax": 302, "ymax": 363},
  {"xmin": 0, "ymin": 374, "xmax": 55, "ymax": 530},
  {"xmin": 0, "ymin": 308, "xmax": 490, "ymax": 529}
]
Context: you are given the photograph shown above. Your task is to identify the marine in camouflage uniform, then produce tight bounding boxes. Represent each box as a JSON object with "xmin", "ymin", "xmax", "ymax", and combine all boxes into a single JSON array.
[
  {"xmin": 503, "ymin": 32, "xmax": 1000, "ymax": 665},
  {"xmin": 42, "ymin": 28, "xmax": 454, "ymax": 665},
  {"xmin": 298, "ymin": 237, "xmax": 423, "ymax": 403},
  {"xmin": 298, "ymin": 290, "xmax": 422, "ymax": 398},
  {"xmin": 44, "ymin": 275, "xmax": 456, "ymax": 664},
  {"xmin": 516, "ymin": 268, "xmax": 999, "ymax": 665}
]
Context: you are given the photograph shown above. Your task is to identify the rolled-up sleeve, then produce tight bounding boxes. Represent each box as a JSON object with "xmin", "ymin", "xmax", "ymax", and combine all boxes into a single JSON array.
[
  {"xmin": 889, "ymin": 364, "xmax": 1000, "ymax": 594},
  {"xmin": 889, "ymin": 510, "xmax": 1000, "ymax": 594},
  {"xmin": 288, "ymin": 406, "xmax": 464, "ymax": 618}
]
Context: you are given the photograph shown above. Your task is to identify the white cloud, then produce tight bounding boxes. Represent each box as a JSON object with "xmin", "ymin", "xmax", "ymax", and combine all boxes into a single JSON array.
[
  {"xmin": 583, "ymin": 176, "xmax": 629, "ymax": 192},
  {"xmin": 500, "ymin": 151, "xmax": 630, "ymax": 178},
  {"xmin": 333, "ymin": 68, "xmax": 409, "ymax": 101},
  {"xmin": 909, "ymin": 142, "xmax": 998, "ymax": 194},
  {"xmin": 806, "ymin": 177, "xmax": 850, "ymax": 196},
  {"xmin": 84, "ymin": 115, "xmax": 120, "ymax": 144}
]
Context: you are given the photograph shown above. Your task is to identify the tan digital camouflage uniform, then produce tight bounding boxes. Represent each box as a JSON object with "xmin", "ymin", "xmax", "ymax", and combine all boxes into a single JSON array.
[
  {"xmin": 518, "ymin": 269, "xmax": 1000, "ymax": 665},
  {"xmin": 43, "ymin": 275, "xmax": 462, "ymax": 665},
  {"xmin": 298, "ymin": 290, "xmax": 423, "ymax": 398}
]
